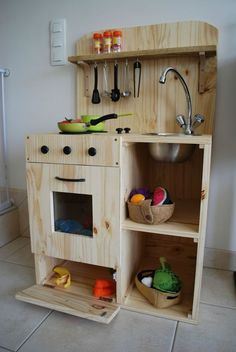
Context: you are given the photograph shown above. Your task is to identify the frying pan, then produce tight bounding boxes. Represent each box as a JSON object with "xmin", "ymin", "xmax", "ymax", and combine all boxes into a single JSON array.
[{"xmin": 58, "ymin": 113, "xmax": 131, "ymax": 133}]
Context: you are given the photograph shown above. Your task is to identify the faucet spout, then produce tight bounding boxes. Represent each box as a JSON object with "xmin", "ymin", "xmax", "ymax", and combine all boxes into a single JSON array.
[{"xmin": 159, "ymin": 67, "xmax": 193, "ymax": 135}]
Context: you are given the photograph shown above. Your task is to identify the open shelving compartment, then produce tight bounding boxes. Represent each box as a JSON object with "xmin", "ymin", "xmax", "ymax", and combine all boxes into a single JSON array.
[
  {"xmin": 121, "ymin": 231, "xmax": 197, "ymax": 322},
  {"xmin": 120, "ymin": 135, "xmax": 212, "ymax": 323}
]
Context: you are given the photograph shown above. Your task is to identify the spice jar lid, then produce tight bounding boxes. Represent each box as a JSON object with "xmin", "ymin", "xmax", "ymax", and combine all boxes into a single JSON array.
[
  {"xmin": 113, "ymin": 30, "xmax": 122, "ymax": 37},
  {"xmin": 103, "ymin": 31, "xmax": 112, "ymax": 37},
  {"xmin": 93, "ymin": 32, "xmax": 103, "ymax": 39}
]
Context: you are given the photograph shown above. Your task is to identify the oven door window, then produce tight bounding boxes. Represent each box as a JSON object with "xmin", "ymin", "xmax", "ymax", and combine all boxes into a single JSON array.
[{"xmin": 53, "ymin": 191, "xmax": 93, "ymax": 237}]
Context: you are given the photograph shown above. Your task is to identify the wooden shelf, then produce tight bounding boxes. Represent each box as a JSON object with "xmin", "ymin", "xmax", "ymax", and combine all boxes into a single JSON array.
[
  {"xmin": 122, "ymin": 199, "xmax": 200, "ymax": 239},
  {"xmin": 68, "ymin": 46, "xmax": 216, "ymax": 65},
  {"xmin": 122, "ymin": 219, "xmax": 199, "ymax": 239},
  {"xmin": 122, "ymin": 248, "xmax": 196, "ymax": 323},
  {"xmin": 123, "ymin": 281, "xmax": 194, "ymax": 323}
]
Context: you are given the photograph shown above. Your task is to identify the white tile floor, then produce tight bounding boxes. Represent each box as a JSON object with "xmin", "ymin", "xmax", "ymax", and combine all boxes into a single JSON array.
[{"xmin": 0, "ymin": 237, "xmax": 236, "ymax": 352}]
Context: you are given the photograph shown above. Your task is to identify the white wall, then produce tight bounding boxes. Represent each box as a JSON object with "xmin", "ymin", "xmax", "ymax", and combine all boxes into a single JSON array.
[{"xmin": 0, "ymin": 0, "xmax": 236, "ymax": 251}]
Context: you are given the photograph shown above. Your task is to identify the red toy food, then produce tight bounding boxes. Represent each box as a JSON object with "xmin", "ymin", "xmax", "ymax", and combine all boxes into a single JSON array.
[{"xmin": 93, "ymin": 279, "xmax": 116, "ymax": 297}]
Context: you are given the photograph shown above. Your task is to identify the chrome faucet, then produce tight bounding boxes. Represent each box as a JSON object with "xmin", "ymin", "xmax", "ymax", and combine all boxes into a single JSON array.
[{"xmin": 159, "ymin": 67, "xmax": 204, "ymax": 135}]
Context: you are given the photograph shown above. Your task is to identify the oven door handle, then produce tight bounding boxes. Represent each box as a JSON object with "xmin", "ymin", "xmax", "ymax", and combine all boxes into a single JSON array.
[{"xmin": 55, "ymin": 176, "xmax": 86, "ymax": 182}]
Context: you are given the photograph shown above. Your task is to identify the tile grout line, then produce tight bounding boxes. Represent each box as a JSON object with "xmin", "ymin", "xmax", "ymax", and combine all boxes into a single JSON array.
[
  {"xmin": 15, "ymin": 310, "xmax": 53, "ymax": 352},
  {"xmin": 0, "ymin": 258, "xmax": 34, "ymax": 269},
  {"xmin": 203, "ymin": 266, "xmax": 235, "ymax": 273},
  {"xmin": 5, "ymin": 259, "xmax": 34, "ymax": 269},
  {"xmin": 170, "ymin": 321, "xmax": 178, "ymax": 352},
  {"xmin": 0, "ymin": 345, "xmax": 15, "ymax": 352},
  {"xmin": 0, "ymin": 240, "xmax": 30, "ymax": 261},
  {"xmin": 200, "ymin": 301, "xmax": 236, "ymax": 310}
]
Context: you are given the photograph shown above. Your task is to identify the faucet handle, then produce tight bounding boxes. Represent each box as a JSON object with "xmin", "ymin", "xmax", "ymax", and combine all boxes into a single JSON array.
[
  {"xmin": 176, "ymin": 115, "xmax": 186, "ymax": 128},
  {"xmin": 192, "ymin": 114, "xmax": 205, "ymax": 129}
]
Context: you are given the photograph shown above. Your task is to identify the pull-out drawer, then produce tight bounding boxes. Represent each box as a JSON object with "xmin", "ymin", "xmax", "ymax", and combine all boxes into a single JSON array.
[
  {"xmin": 16, "ymin": 285, "xmax": 120, "ymax": 324},
  {"xmin": 25, "ymin": 134, "xmax": 120, "ymax": 167},
  {"xmin": 16, "ymin": 258, "xmax": 120, "ymax": 324}
]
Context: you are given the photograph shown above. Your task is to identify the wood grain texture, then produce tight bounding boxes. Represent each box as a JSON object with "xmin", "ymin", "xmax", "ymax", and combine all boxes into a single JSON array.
[
  {"xmin": 25, "ymin": 134, "xmax": 120, "ymax": 167},
  {"xmin": 73, "ymin": 22, "xmax": 217, "ymax": 135},
  {"xmin": 16, "ymin": 285, "xmax": 119, "ymax": 324},
  {"xmin": 26, "ymin": 163, "xmax": 120, "ymax": 269},
  {"xmin": 123, "ymin": 233, "xmax": 197, "ymax": 323},
  {"xmin": 76, "ymin": 22, "xmax": 217, "ymax": 55},
  {"xmin": 22, "ymin": 20, "xmax": 216, "ymax": 324},
  {"xmin": 120, "ymin": 137, "xmax": 211, "ymax": 323}
]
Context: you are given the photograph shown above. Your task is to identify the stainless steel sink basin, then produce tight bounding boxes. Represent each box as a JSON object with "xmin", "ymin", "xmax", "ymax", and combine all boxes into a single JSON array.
[
  {"xmin": 145, "ymin": 133, "xmax": 196, "ymax": 162},
  {"xmin": 148, "ymin": 143, "xmax": 195, "ymax": 162}
]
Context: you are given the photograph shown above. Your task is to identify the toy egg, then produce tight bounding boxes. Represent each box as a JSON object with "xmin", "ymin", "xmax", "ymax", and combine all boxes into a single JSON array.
[{"xmin": 130, "ymin": 193, "xmax": 145, "ymax": 204}]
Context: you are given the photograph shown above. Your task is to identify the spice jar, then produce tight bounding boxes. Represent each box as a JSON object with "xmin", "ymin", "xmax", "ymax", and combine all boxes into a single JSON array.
[
  {"xmin": 93, "ymin": 33, "xmax": 103, "ymax": 54},
  {"xmin": 112, "ymin": 30, "xmax": 122, "ymax": 52},
  {"xmin": 103, "ymin": 31, "xmax": 112, "ymax": 53}
]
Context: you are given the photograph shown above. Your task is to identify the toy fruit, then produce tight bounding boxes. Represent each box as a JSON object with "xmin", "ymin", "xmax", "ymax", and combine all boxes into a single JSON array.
[
  {"xmin": 53, "ymin": 266, "xmax": 71, "ymax": 288},
  {"xmin": 130, "ymin": 193, "xmax": 145, "ymax": 204},
  {"xmin": 152, "ymin": 186, "xmax": 172, "ymax": 206},
  {"xmin": 152, "ymin": 257, "xmax": 181, "ymax": 293},
  {"xmin": 129, "ymin": 188, "xmax": 150, "ymax": 199}
]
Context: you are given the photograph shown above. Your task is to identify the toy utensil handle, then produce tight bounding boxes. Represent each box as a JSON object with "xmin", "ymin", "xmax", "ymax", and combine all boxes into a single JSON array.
[{"xmin": 89, "ymin": 113, "xmax": 118, "ymax": 125}]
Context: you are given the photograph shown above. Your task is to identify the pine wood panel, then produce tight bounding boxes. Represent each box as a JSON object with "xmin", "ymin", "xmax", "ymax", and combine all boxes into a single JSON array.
[
  {"xmin": 25, "ymin": 134, "xmax": 120, "ymax": 167},
  {"xmin": 74, "ymin": 22, "xmax": 217, "ymax": 135},
  {"xmin": 76, "ymin": 21, "xmax": 217, "ymax": 54},
  {"xmin": 120, "ymin": 230, "xmax": 144, "ymax": 302},
  {"xmin": 26, "ymin": 163, "xmax": 120, "ymax": 269},
  {"xmin": 123, "ymin": 233, "xmax": 197, "ymax": 322},
  {"xmin": 191, "ymin": 143, "xmax": 212, "ymax": 320},
  {"xmin": 16, "ymin": 285, "xmax": 120, "ymax": 324},
  {"xmin": 75, "ymin": 57, "xmax": 216, "ymax": 134}
]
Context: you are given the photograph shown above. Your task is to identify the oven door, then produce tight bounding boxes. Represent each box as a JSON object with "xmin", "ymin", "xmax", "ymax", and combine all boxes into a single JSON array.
[{"xmin": 27, "ymin": 163, "xmax": 120, "ymax": 268}]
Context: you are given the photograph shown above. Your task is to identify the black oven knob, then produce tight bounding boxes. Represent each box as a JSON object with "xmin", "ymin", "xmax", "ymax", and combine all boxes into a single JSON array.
[
  {"xmin": 88, "ymin": 147, "xmax": 96, "ymax": 156},
  {"xmin": 63, "ymin": 146, "xmax": 72, "ymax": 155},
  {"xmin": 40, "ymin": 145, "xmax": 49, "ymax": 154}
]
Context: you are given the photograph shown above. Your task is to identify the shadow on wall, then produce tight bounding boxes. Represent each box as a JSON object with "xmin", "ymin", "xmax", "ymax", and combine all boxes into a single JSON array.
[{"xmin": 206, "ymin": 57, "xmax": 236, "ymax": 255}]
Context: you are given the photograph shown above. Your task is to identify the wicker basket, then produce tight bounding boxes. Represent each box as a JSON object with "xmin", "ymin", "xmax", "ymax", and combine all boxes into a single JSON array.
[
  {"xmin": 135, "ymin": 270, "xmax": 181, "ymax": 308},
  {"xmin": 127, "ymin": 199, "xmax": 174, "ymax": 225}
]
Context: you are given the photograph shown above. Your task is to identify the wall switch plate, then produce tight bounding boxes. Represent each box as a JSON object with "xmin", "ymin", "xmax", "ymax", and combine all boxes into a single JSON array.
[{"xmin": 50, "ymin": 19, "xmax": 66, "ymax": 66}]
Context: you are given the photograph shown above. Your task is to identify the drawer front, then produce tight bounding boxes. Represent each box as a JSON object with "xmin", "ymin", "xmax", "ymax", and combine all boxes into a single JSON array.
[
  {"xmin": 27, "ymin": 163, "xmax": 120, "ymax": 268},
  {"xmin": 16, "ymin": 284, "xmax": 120, "ymax": 324},
  {"xmin": 25, "ymin": 134, "xmax": 120, "ymax": 167}
]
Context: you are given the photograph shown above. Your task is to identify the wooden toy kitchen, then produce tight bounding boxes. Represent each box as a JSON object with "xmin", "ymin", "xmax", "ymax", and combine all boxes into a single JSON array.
[{"xmin": 16, "ymin": 21, "xmax": 218, "ymax": 324}]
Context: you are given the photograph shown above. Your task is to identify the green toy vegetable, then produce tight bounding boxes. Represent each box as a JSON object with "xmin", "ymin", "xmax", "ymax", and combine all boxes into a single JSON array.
[{"xmin": 152, "ymin": 257, "xmax": 182, "ymax": 293}]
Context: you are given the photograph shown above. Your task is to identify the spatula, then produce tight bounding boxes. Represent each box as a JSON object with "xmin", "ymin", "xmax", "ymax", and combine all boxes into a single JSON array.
[{"xmin": 91, "ymin": 63, "xmax": 100, "ymax": 104}]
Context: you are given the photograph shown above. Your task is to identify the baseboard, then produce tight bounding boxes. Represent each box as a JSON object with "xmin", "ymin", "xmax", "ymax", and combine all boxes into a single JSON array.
[
  {"xmin": 204, "ymin": 247, "xmax": 236, "ymax": 271},
  {"xmin": 9, "ymin": 188, "xmax": 30, "ymax": 237},
  {"xmin": 0, "ymin": 206, "xmax": 19, "ymax": 247}
]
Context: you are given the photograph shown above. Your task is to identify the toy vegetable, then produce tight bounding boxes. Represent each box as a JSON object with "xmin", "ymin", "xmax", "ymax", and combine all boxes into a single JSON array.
[
  {"xmin": 93, "ymin": 279, "xmax": 116, "ymax": 298},
  {"xmin": 152, "ymin": 257, "xmax": 181, "ymax": 293}
]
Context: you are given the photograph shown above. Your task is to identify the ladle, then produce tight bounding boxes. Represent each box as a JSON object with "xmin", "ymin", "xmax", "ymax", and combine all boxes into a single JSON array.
[{"xmin": 111, "ymin": 62, "xmax": 120, "ymax": 102}]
